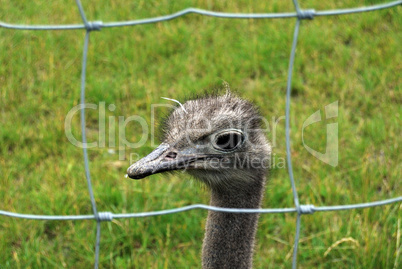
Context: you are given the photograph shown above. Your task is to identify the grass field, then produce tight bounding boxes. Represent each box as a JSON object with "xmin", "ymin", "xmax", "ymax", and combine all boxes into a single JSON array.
[{"xmin": 0, "ymin": 0, "xmax": 401, "ymax": 268}]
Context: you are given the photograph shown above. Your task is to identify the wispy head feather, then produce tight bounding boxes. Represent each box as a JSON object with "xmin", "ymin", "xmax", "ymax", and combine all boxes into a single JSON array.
[{"xmin": 161, "ymin": 97, "xmax": 188, "ymax": 114}]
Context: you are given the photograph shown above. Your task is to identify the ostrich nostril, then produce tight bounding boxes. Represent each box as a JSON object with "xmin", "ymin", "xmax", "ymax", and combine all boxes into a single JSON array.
[{"xmin": 165, "ymin": 152, "xmax": 177, "ymax": 159}]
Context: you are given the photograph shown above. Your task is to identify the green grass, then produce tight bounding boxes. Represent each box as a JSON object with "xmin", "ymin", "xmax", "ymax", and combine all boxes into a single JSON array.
[{"xmin": 0, "ymin": 0, "xmax": 401, "ymax": 268}]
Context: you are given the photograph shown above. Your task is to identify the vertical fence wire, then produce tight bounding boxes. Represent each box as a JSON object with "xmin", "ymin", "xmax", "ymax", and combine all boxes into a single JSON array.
[
  {"xmin": 285, "ymin": 17, "xmax": 302, "ymax": 269},
  {"xmin": 75, "ymin": 1, "xmax": 102, "ymax": 267},
  {"xmin": 0, "ymin": 1, "xmax": 401, "ymax": 268},
  {"xmin": 79, "ymin": 30, "xmax": 98, "ymax": 219}
]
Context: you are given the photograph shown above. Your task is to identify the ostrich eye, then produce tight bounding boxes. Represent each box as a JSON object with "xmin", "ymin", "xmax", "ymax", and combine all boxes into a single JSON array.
[{"xmin": 213, "ymin": 130, "xmax": 244, "ymax": 151}]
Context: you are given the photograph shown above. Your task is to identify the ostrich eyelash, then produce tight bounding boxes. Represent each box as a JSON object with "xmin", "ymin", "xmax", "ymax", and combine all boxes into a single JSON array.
[{"xmin": 161, "ymin": 97, "xmax": 188, "ymax": 114}]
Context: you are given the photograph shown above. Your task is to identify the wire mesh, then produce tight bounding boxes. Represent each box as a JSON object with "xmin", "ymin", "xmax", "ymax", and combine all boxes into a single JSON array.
[{"xmin": 0, "ymin": 1, "xmax": 401, "ymax": 268}]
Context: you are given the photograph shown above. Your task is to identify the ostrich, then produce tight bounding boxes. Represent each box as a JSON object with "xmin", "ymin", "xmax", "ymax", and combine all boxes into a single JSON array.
[{"xmin": 127, "ymin": 90, "xmax": 271, "ymax": 269}]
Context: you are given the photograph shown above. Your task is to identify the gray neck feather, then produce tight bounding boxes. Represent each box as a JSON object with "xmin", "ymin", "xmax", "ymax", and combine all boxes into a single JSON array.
[{"xmin": 202, "ymin": 178, "xmax": 265, "ymax": 269}]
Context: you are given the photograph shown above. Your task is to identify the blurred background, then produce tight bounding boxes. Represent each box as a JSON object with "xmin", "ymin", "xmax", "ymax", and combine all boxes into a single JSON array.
[{"xmin": 0, "ymin": 0, "xmax": 400, "ymax": 268}]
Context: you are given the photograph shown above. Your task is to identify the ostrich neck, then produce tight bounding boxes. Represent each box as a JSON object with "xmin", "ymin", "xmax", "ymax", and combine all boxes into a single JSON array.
[{"xmin": 202, "ymin": 178, "xmax": 266, "ymax": 269}]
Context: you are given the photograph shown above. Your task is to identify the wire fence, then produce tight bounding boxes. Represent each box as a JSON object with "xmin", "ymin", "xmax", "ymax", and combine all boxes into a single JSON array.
[{"xmin": 1, "ymin": 0, "xmax": 401, "ymax": 268}]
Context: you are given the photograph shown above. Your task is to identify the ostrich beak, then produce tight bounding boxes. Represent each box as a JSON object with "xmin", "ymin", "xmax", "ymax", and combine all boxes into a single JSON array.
[{"xmin": 126, "ymin": 143, "xmax": 208, "ymax": 180}]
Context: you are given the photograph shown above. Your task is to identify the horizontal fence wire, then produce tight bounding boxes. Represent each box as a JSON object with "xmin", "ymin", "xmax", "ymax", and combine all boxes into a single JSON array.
[
  {"xmin": 1, "ymin": 1, "xmax": 401, "ymax": 268},
  {"xmin": 0, "ymin": 0, "xmax": 401, "ymax": 30},
  {"xmin": 1, "ymin": 197, "xmax": 402, "ymax": 220}
]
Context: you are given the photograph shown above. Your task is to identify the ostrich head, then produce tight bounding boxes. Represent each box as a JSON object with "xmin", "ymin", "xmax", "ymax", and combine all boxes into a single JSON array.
[{"xmin": 126, "ymin": 91, "xmax": 271, "ymax": 191}]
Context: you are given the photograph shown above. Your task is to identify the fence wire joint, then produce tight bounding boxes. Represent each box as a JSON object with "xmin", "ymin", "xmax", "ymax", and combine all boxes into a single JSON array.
[
  {"xmin": 86, "ymin": 21, "xmax": 103, "ymax": 31},
  {"xmin": 97, "ymin": 212, "xmax": 113, "ymax": 222},
  {"xmin": 299, "ymin": 204, "xmax": 316, "ymax": 214},
  {"xmin": 297, "ymin": 9, "xmax": 316, "ymax": 20}
]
